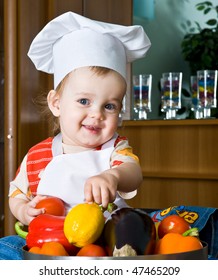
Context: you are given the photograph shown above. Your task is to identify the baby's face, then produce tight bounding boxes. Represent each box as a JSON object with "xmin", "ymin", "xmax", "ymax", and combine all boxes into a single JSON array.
[{"xmin": 53, "ymin": 67, "xmax": 126, "ymax": 148}]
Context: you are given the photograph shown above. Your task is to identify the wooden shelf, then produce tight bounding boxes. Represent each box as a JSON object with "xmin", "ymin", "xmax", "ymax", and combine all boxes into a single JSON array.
[
  {"xmin": 121, "ymin": 119, "xmax": 218, "ymax": 127},
  {"xmin": 142, "ymin": 171, "xmax": 218, "ymax": 180},
  {"xmin": 118, "ymin": 118, "xmax": 218, "ymax": 209}
]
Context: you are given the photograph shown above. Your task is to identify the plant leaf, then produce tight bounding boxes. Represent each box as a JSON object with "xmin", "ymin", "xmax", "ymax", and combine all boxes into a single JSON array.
[
  {"xmin": 206, "ymin": 19, "xmax": 217, "ymax": 26},
  {"xmin": 204, "ymin": 7, "xmax": 211, "ymax": 14},
  {"xmin": 186, "ymin": 20, "xmax": 192, "ymax": 27},
  {"xmin": 196, "ymin": 5, "xmax": 205, "ymax": 11}
]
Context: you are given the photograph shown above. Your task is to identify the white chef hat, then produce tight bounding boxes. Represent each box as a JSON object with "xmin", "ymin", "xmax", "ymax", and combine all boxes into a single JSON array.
[{"xmin": 28, "ymin": 11, "xmax": 151, "ymax": 89}]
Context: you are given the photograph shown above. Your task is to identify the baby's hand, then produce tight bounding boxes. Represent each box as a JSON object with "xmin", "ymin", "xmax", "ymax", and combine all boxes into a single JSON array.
[
  {"xmin": 84, "ymin": 173, "xmax": 118, "ymax": 208},
  {"xmin": 22, "ymin": 195, "xmax": 47, "ymax": 224}
]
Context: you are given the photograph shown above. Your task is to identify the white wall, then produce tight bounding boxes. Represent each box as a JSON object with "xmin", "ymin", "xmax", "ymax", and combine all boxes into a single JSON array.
[{"xmin": 133, "ymin": 0, "xmax": 217, "ymax": 119}]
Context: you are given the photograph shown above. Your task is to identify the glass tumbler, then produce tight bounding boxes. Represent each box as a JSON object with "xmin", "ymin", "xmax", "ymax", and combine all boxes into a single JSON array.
[
  {"xmin": 161, "ymin": 72, "xmax": 182, "ymax": 119},
  {"xmin": 190, "ymin": 75, "xmax": 203, "ymax": 119},
  {"xmin": 197, "ymin": 70, "xmax": 218, "ymax": 118},
  {"xmin": 132, "ymin": 74, "xmax": 152, "ymax": 120}
]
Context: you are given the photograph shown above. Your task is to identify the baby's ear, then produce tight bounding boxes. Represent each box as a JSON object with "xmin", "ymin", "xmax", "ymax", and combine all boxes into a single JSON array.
[{"xmin": 47, "ymin": 90, "xmax": 60, "ymax": 117}]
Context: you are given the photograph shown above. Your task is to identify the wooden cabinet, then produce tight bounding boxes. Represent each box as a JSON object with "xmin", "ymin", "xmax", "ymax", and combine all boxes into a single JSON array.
[
  {"xmin": 118, "ymin": 119, "xmax": 218, "ymax": 209},
  {"xmin": 3, "ymin": 0, "xmax": 132, "ymax": 236}
]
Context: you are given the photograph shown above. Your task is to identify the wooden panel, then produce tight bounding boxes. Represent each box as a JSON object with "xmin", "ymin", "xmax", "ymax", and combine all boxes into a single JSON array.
[
  {"xmin": 17, "ymin": 0, "xmax": 49, "ymax": 163},
  {"xmin": 118, "ymin": 120, "xmax": 218, "ymax": 178},
  {"xmin": 118, "ymin": 120, "xmax": 218, "ymax": 209},
  {"xmin": 47, "ymin": 0, "xmax": 83, "ymax": 19},
  {"xmin": 84, "ymin": 0, "xmax": 132, "ymax": 25},
  {"xmin": 128, "ymin": 179, "xmax": 218, "ymax": 209},
  {"xmin": 4, "ymin": 0, "xmax": 18, "ymax": 236},
  {"xmin": 0, "ymin": 0, "xmax": 4, "ymax": 237},
  {"xmin": 0, "ymin": 0, "xmax": 3, "ymax": 51}
]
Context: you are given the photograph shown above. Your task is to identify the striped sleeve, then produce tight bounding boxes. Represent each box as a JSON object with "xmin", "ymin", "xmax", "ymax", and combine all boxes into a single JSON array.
[
  {"xmin": 9, "ymin": 155, "xmax": 31, "ymax": 199},
  {"xmin": 110, "ymin": 135, "xmax": 139, "ymax": 200},
  {"xmin": 111, "ymin": 135, "xmax": 140, "ymax": 168},
  {"xmin": 27, "ymin": 138, "xmax": 53, "ymax": 195},
  {"xmin": 9, "ymin": 137, "xmax": 53, "ymax": 199}
]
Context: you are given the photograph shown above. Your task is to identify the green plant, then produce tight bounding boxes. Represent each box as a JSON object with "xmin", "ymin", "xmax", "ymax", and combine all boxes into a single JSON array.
[{"xmin": 181, "ymin": 1, "xmax": 218, "ymax": 75}]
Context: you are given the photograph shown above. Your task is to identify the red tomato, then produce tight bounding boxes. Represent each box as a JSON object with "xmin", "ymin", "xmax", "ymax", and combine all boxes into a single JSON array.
[
  {"xmin": 76, "ymin": 244, "xmax": 107, "ymax": 257},
  {"xmin": 35, "ymin": 197, "xmax": 65, "ymax": 216},
  {"xmin": 158, "ymin": 214, "xmax": 191, "ymax": 239}
]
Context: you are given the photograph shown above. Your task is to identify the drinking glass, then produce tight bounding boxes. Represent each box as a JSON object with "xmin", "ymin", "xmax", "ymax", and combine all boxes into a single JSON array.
[
  {"xmin": 197, "ymin": 70, "xmax": 218, "ymax": 118},
  {"xmin": 190, "ymin": 75, "xmax": 203, "ymax": 119},
  {"xmin": 132, "ymin": 74, "xmax": 152, "ymax": 120},
  {"xmin": 161, "ymin": 72, "xmax": 182, "ymax": 119}
]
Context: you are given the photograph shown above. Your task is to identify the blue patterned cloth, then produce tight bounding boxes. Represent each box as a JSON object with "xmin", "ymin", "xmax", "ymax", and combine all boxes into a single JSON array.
[
  {"xmin": 0, "ymin": 235, "xmax": 26, "ymax": 260},
  {"xmin": 146, "ymin": 205, "xmax": 218, "ymax": 259}
]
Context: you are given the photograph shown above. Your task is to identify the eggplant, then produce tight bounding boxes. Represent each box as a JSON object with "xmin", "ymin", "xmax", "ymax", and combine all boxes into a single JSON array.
[{"xmin": 103, "ymin": 207, "xmax": 156, "ymax": 257}]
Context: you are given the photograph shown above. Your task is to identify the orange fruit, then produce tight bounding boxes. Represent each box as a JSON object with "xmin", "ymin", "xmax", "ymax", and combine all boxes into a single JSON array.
[
  {"xmin": 155, "ymin": 232, "xmax": 203, "ymax": 255},
  {"xmin": 64, "ymin": 203, "xmax": 105, "ymax": 247},
  {"xmin": 29, "ymin": 246, "xmax": 41, "ymax": 254},
  {"xmin": 40, "ymin": 241, "xmax": 69, "ymax": 256},
  {"xmin": 77, "ymin": 244, "xmax": 107, "ymax": 257}
]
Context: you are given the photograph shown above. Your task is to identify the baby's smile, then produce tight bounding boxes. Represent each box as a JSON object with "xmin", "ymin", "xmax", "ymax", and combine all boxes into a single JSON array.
[{"xmin": 83, "ymin": 124, "xmax": 101, "ymax": 133}]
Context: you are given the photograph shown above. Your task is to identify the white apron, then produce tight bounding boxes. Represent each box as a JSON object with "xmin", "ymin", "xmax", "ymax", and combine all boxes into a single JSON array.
[{"xmin": 37, "ymin": 133, "xmax": 128, "ymax": 214}]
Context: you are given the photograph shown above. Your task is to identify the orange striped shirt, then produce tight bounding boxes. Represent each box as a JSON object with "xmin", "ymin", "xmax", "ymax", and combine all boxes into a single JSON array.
[{"xmin": 26, "ymin": 137, "xmax": 53, "ymax": 195}]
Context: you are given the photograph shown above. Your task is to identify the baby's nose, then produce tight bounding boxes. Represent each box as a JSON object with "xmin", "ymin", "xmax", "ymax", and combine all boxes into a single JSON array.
[{"xmin": 89, "ymin": 107, "xmax": 104, "ymax": 120}]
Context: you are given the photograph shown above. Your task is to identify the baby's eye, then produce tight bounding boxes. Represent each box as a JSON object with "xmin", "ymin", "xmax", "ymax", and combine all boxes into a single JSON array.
[
  {"xmin": 105, "ymin": 103, "xmax": 117, "ymax": 111},
  {"xmin": 78, "ymin": 98, "xmax": 90, "ymax": 105}
]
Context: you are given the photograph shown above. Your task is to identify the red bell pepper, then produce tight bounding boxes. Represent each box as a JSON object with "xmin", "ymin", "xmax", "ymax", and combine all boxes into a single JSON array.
[{"xmin": 16, "ymin": 214, "xmax": 78, "ymax": 255}]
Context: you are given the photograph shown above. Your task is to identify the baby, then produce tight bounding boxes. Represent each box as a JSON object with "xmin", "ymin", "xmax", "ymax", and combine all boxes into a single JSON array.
[{"xmin": 2, "ymin": 11, "xmax": 151, "ymax": 260}]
